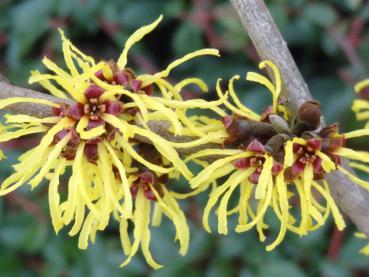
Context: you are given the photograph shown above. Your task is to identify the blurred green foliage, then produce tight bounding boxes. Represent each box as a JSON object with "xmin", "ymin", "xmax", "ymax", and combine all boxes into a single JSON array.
[{"xmin": 1, "ymin": 0, "xmax": 369, "ymax": 276}]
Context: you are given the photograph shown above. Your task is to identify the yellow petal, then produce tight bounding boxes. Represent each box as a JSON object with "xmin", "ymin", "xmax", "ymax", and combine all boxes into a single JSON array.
[
  {"xmin": 97, "ymin": 143, "xmax": 126, "ymax": 216},
  {"xmin": 0, "ymin": 125, "xmax": 47, "ymax": 142},
  {"xmin": 336, "ymin": 147, "xmax": 369, "ymax": 164},
  {"xmin": 30, "ymin": 70, "xmax": 68, "ymax": 99},
  {"xmin": 255, "ymin": 155, "xmax": 273, "ymax": 199},
  {"xmin": 132, "ymin": 126, "xmax": 192, "ymax": 180},
  {"xmin": 117, "ymin": 15, "xmax": 163, "ymax": 70},
  {"xmin": 174, "ymin": 78, "xmax": 208, "ymax": 93},
  {"xmin": 5, "ymin": 114, "xmax": 60, "ymax": 124},
  {"xmin": 266, "ymin": 172, "xmax": 288, "ymax": 251},
  {"xmin": 48, "ymin": 158, "xmax": 67, "ymax": 234},
  {"xmin": 218, "ymin": 169, "xmax": 253, "ymax": 234},
  {"xmin": 103, "ymin": 141, "xmax": 133, "ymax": 218},
  {"xmin": 117, "ymin": 139, "xmax": 173, "ymax": 174},
  {"xmin": 119, "ymin": 218, "xmax": 132, "ymax": 255},
  {"xmin": 235, "ymin": 177, "xmax": 273, "ymax": 233},
  {"xmin": 76, "ymin": 116, "xmax": 106, "ymax": 140},
  {"xmin": 228, "ymin": 75, "xmax": 261, "ymax": 121},
  {"xmin": 140, "ymin": 48, "xmax": 220, "ymax": 87},
  {"xmin": 29, "ymin": 134, "xmax": 71, "ymax": 188},
  {"xmin": 190, "ymin": 152, "xmax": 253, "ymax": 188},
  {"xmin": 120, "ymin": 189, "xmax": 147, "ymax": 268},
  {"xmin": 0, "ymin": 97, "xmax": 59, "ymax": 109},
  {"xmin": 354, "ymin": 78, "xmax": 369, "ymax": 93},
  {"xmin": 344, "ymin": 129, "xmax": 369, "ymax": 139}
]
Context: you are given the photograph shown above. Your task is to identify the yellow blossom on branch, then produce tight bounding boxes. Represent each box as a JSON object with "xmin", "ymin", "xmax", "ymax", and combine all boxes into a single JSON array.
[
  {"xmin": 353, "ymin": 78, "xmax": 369, "ymax": 129},
  {"xmin": 0, "ymin": 15, "xmax": 225, "ymax": 269}
]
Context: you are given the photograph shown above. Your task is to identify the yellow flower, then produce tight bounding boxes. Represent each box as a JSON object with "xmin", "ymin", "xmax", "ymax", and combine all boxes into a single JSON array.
[
  {"xmin": 118, "ymin": 144, "xmax": 189, "ymax": 269},
  {"xmin": 352, "ymin": 78, "xmax": 369, "ymax": 128},
  {"xmin": 187, "ymin": 60, "xmax": 369, "ymax": 252},
  {"xmin": 0, "ymin": 15, "xmax": 224, "ymax": 269},
  {"xmin": 188, "ymin": 140, "xmax": 288, "ymax": 251},
  {"xmin": 282, "ymin": 135, "xmax": 345, "ymax": 235},
  {"xmin": 355, "ymin": 232, "xmax": 369, "ymax": 255}
]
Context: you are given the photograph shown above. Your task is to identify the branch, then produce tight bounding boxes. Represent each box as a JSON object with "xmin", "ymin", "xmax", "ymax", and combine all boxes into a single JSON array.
[
  {"xmin": 230, "ymin": 0, "xmax": 369, "ymax": 237},
  {"xmin": 1, "ymin": 1, "xmax": 369, "ymax": 238},
  {"xmin": 0, "ymin": 76, "xmax": 73, "ymax": 117},
  {"xmin": 0, "ymin": 76, "xmax": 220, "ymax": 156}
]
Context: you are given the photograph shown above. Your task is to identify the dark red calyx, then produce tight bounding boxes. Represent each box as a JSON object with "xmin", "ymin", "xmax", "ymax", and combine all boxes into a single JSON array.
[
  {"xmin": 86, "ymin": 137, "xmax": 103, "ymax": 145},
  {"xmin": 142, "ymin": 184, "xmax": 156, "ymax": 201},
  {"xmin": 131, "ymin": 79, "xmax": 142, "ymax": 92},
  {"xmin": 312, "ymin": 157, "xmax": 324, "ymax": 175},
  {"xmin": 54, "ymin": 129, "xmax": 70, "ymax": 143},
  {"xmin": 95, "ymin": 70, "xmax": 106, "ymax": 81},
  {"xmin": 105, "ymin": 100, "xmax": 123, "ymax": 115},
  {"xmin": 87, "ymin": 118, "xmax": 105, "ymax": 130},
  {"xmin": 130, "ymin": 183, "xmax": 139, "ymax": 198},
  {"xmin": 84, "ymin": 143, "xmax": 98, "ymax": 163},
  {"xmin": 70, "ymin": 128, "xmax": 80, "ymax": 144},
  {"xmin": 52, "ymin": 103, "xmax": 69, "ymax": 117},
  {"xmin": 249, "ymin": 172, "xmax": 261, "ymax": 184},
  {"xmin": 260, "ymin": 106, "xmax": 274, "ymax": 122},
  {"xmin": 113, "ymin": 71, "xmax": 130, "ymax": 85},
  {"xmin": 284, "ymin": 161, "xmax": 306, "ymax": 181},
  {"xmin": 139, "ymin": 171, "xmax": 155, "ymax": 185},
  {"xmin": 222, "ymin": 115, "xmax": 233, "ymax": 129},
  {"xmin": 68, "ymin": 103, "xmax": 84, "ymax": 120},
  {"xmin": 85, "ymin": 84, "xmax": 104, "ymax": 99},
  {"xmin": 141, "ymin": 84, "xmax": 153, "ymax": 96},
  {"xmin": 62, "ymin": 145, "xmax": 78, "ymax": 161},
  {"xmin": 307, "ymin": 138, "xmax": 321, "ymax": 151},
  {"xmin": 52, "ymin": 107, "xmax": 62, "ymax": 116},
  {"xmin": 233, "ymin": 157, "xmax": 250, "ymax": 169},
  {"xmin": 324, "ymin": 136, "xmax": 345, "ymax": 153},
  {"xmin": 246, "ymin": 140, "xmax": 265, "ymax": 154},
  {"xmin": 271, "ymin": 161, "xmax": 283, "ymax": 175},
  {"xmin": 319, "ymin": 123, "xmax": 339, "ymax": 139}
]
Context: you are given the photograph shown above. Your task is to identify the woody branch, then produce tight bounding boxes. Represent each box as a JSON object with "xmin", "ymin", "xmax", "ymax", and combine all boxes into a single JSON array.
[
  {"xmin": 0, "ymin": 0, "xmax": 368, "ymax": 237},
  {"xmin": 230, "ymin": 0, "xmax": 369, "ymax": 237}
]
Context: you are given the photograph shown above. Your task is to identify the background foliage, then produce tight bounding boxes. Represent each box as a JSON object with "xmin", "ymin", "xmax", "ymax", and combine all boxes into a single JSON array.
[{"xmin": 1, "ymin": 0, "xmax": 369, "ymax": 276}]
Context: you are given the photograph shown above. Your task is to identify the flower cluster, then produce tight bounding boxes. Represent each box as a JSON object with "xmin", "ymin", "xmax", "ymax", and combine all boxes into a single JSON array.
[
  {"xmin": 186, "ymin": 61, "xmax": 369, "ymax": 251},
  {"xmin": 1, "ymin": 15, "xmax": 369, "ymax": 269},
  {"xmin": 352, "ymin": 78, "xmax": 369, "ymax": 128},
  {"xmin": 0, "ymin": 15, "xmax": 226, "ymax": 269},
  {"xmin": 351, "ymin": 77, "xmax": 369, "ymax": 256}
]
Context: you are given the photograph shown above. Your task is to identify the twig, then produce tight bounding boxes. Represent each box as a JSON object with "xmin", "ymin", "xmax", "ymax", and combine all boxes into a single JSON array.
[
  {"xmin": 0, "ymin": 77, "xmax": 73, "ymax": 117},
  {"xmin": 230, "ymin": 0, "xmax": 369, "ymax": 237},
  {"xmin": 0, "ymin": 76, "xmax": 221, "ymax": 156},
  {"xmin": 1, "ymin": 0, "xmax": 369, "ymax": 238}
]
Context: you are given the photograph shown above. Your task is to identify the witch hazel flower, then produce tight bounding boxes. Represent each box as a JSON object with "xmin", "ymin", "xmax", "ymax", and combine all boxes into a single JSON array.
[
  {"xmin": 187, "ymin": 60, "xmax": 369, "ymax": 252},
  {"xmin": 0, "ymin": 15, "xmax": 225, "ymax": 269},
  {"xmin": 352, "ymin": 77, "xmax": 369, "ymax": 128},
  {"xmin": 117, "ymin": 144, "xmax": 189, "ymax": 269},
  {"xmin": 186, "ymin": 61, "xmax": 292, "ymax": 250}
]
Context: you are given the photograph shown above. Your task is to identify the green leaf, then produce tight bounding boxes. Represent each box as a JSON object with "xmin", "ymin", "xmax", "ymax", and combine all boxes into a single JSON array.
[
  {"xmin": 320, "ymin": 261, "xmax": 350, "ymax": 277},
  {"xmin": 258, "ymin": 261, "xmax": 305, "ymax": 277},
  {"xmin": 302, "ymin": 3, "xmax": 337, "ymax": 27},
  {"xmin": 6, "ymin": 0, "xmax": 52, "ymax": 69},
  {"xmin": 217, "ymin": 13, "xmax": 248, "ymax": 51},
  {"xmin": 119, "ymin": 1, "xmax": 165, "ymax": 29},
  {"xmin": 172, "ymin": 22, "xmax": 204, "ymax": 56}
]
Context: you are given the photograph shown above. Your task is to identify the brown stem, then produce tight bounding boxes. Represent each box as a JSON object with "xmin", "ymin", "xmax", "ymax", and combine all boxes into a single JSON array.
[
  {"xmin": 230, "ymin": 0, "xmax": 369, "ymax": 237},
  {"xmin": 0, "ymin": 76, "xmax": 221, "ymax": 156}
]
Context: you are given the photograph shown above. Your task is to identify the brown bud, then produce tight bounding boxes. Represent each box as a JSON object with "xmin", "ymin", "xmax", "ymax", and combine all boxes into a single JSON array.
[{"xmin": 297, "ymin": 101, "xmax": 321, "ymax": 130}]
